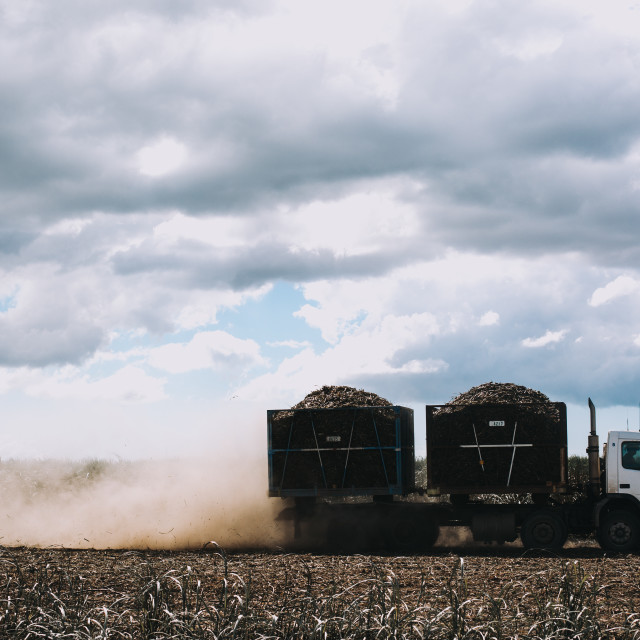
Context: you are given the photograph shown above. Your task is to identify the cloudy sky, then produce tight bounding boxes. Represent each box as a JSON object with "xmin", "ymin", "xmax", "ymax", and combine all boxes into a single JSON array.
[{"xmin": 2, "ymin": 0, "xmax": 640, "ymax": 459}]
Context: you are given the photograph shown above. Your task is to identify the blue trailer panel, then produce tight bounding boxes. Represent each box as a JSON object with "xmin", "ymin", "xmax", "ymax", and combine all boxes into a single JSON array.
[{"xmin": 268, "ymin": 406, "xmax": 414, "ymax": 497}]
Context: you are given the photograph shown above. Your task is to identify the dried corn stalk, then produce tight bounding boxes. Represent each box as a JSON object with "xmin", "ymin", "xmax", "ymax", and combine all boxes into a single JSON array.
[
  {"xmin": 447, "ymin": 381, "xmax": 552, "ymax": 406},
  {"xmin": 291, "ymin": 385, "xmax": 392, "ymax": 409},
  {"xmin": 438, "ymin": 381, "xmax": 558, "ymax": 420}
]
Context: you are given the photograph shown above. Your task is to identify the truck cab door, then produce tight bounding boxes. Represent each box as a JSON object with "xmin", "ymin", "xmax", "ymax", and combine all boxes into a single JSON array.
[{"xmin": 614, "ymin": 439, "xmax": 640, "ymax": 499}]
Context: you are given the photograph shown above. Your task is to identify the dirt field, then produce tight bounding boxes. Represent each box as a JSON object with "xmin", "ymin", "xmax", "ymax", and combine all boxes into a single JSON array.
[
  {"xmin": 2, "ymin": 540, "xmax": 640, "ymax": 638},
  {"xmin": 2, "ymin": 458, "xmax": 640, "ymax": 636}
]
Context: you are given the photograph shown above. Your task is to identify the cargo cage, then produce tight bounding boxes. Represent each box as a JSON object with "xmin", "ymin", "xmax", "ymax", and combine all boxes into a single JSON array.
[
  {"xmin": 268, "ymin": 406, "xmax": 415, "ymax": 497},
  {"xmin": 425, "ymin": 402, "xmax": 568, "ymax": 496}
]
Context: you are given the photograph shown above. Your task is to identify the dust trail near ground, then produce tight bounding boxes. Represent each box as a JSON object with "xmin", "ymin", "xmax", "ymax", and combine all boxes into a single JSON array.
[
  {"xmin": 0, "ymin": 456, "xmax": 288, "ymax": 549},
  {"xmin": 434, "ymin": 525, "xmax": 523, "ymax": 550}
]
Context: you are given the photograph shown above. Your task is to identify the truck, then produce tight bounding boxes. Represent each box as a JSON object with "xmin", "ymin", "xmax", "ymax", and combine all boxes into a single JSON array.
[{"xmin": 267, "ymin": 398, "xmax": 640, "ymax": 552}]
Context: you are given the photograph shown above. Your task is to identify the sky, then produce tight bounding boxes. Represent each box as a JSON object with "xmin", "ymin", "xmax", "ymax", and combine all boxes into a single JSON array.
[{"xmin": 1, "ymin": 0, "xmax": 640, "ymax": 460}]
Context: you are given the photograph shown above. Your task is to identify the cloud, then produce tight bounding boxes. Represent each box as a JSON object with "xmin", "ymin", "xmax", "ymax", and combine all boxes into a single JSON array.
[
  {"xmin": 0, "ymin": 364, "xmax": 166, "ymax": 403},
  {"xmin": 136, "ymin": 136, "xmax": 188, "ymax": 177},
  {"xmin": 0, "ymin": 272, "xmax": 105, "ymax": 367},
  {"xmin": 235, "ymin": 311, "xmax": 447, "ymax": 406},
  {"xmin": 233, "ymin": 251, "xmax": 640, "ymax": 407},
  {"xmin": 148, "ymin": 331, "xmax": 265, "ymax": 374},
  {"xmin": 0, "ymin": 0, "xmax": 638, "ymax": 265},
  {"xmin": 478, "ymin": 311, "xmax": 500, "ymax": 326},
  {"xmin": 110, "ymin": 187, "xmax": 424, "ymax": 289},
  {"xmin": 522, "ymin": 330, "xmax": 569, "ymax": 348},
  {"xmin": 0, "ymin": 212, "xmax": 278, "ymax": 366},
  {"xmin": 267, "ymin": 340, "xmax": 312, "ymax": 349},
  {"xmin": 589, "ymin": 275, "xmax": 640, "ymax": 306},
  {"xmin": 2, "ymin": 0, "xmax": 640, "ymax": 459}
]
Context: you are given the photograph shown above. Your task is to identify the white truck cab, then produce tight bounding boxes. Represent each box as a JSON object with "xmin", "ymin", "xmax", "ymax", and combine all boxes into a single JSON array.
[
  {"xmin": 594, "ymin": 428, "xmax": 640, "ymax": 552},
  {"xmin": 605, "ymin": 430, "xmax": 640, "ymax": 499}
]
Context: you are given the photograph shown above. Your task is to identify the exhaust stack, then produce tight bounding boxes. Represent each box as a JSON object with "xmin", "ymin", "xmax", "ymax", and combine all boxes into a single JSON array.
[{"xmin": 587, "ymin": 398, "xmax": 601, "ymax": 498}]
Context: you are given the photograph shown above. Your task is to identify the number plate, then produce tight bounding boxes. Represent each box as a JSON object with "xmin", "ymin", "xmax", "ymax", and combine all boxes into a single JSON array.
[
  {"xmin": 489, "ymin": 420, "xmax": 505, "ymax": 427},
  {"xmin": 326, "ymin": 436, "xmax": 341, "ymax": 442}
]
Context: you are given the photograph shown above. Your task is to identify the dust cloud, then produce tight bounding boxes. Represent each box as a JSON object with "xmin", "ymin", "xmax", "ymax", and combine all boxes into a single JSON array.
[{"xmin": 0, "ymin": 456, "xmax": 289, "ymax": 550}]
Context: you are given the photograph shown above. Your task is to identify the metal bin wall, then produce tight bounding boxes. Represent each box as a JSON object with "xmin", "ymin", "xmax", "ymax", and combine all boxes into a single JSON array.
[
  {"xmin": 426, "ymin": 402, "xmax": 567, "ymax": 495},
  {"xmin": 268, "ymin": 406, "xmax": 415, "ymax": 497}
]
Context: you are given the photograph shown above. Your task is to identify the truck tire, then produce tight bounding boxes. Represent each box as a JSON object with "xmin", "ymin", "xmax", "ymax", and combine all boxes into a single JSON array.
[
  {"xmin": 598, "ymin": 510, "xmax": 640, "ymax": 553},
  {"xmin": 521, "ymin": 510, "xmax": 567, "ymax": 551}
]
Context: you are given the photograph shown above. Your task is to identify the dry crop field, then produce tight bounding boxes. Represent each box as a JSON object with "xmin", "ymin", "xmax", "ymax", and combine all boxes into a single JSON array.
[
  {"xmin": 0, "ymin": 382, "xmax": 637, "ymax": 637},
  {"xmin": 2, "ymin": 541, "xmax": 640, "ymax": 639}
]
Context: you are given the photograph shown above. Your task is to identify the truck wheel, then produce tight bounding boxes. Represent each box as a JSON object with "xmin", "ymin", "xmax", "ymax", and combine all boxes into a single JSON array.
[
  {"xmin": 521, "ymin": 511, "xmax": 567, "ymax": 550},
  {"xmin": 599, "ymin": 510, "xmax": 640, "ymax": 553}
]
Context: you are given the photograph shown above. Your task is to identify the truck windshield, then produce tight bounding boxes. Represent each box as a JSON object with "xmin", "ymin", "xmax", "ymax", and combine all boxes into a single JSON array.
[{"xmin": 621, "ymin": 441, "xmax": 640, "ymax": 470}]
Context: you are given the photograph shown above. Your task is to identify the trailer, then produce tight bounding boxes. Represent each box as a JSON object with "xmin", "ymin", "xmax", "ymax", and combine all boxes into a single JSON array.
[
  {"xmin": 268, "ymin": 398, "xmax": 640, "ymax": 552},
  {"xmin": 268, "ymin": 405, "xmax": 415, "ymax": 498}
]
